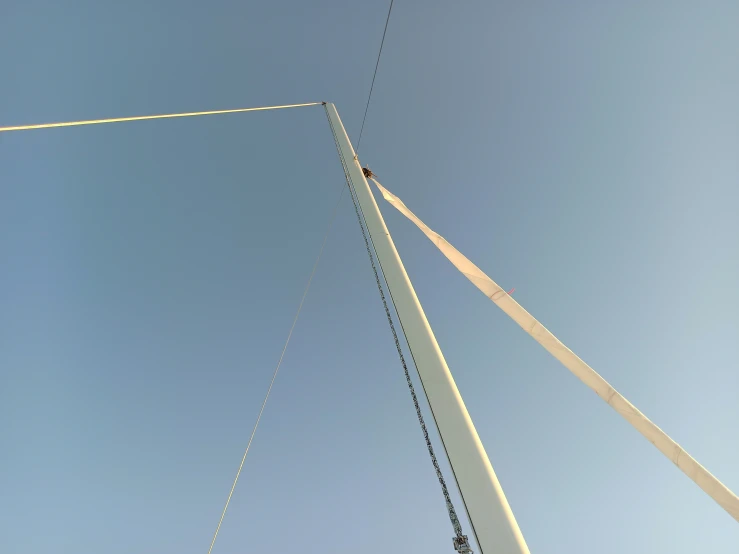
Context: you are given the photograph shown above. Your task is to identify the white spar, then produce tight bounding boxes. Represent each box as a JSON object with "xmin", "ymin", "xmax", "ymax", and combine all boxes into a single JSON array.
[
  {"xmin": 324, "ymin": 103, "xmax": 530, "ymax": 554},
  {"xmin": 372, "ymin": 177, "xmax": 739, "ymax": 524}
]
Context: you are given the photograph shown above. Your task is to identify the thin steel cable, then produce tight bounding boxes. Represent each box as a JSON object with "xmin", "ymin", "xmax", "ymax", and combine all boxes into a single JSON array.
[
  {"xmin": 0, "ymin": 102, "xmax": 322, "ymax": 133},
  {"xmin": 206, "ymin": 186, "xmax": 345, "ymax": 554},
  {"xmin": 356, "ymin": 0, "xmax": 394, "ymax": 152}
]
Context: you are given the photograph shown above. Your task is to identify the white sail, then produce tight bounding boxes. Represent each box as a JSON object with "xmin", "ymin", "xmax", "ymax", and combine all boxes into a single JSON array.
[{"xmin": 372, "ymin": 178, "xmax": 739, "ymax": 523}]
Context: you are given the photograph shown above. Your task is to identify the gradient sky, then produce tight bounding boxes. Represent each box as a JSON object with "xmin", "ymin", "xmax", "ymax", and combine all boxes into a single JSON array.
[{"xmin": 2, "ymin": 1, "xmax": 738, "ymax": 553}]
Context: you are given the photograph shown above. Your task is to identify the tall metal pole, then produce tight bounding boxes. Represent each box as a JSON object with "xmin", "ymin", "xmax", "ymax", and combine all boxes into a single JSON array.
[{"xmin": 325, "ymin": 103, "xmax": 530, "ymax": 554}]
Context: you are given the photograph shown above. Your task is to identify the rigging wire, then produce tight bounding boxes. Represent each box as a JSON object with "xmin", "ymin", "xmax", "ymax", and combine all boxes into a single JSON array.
[
  {"xmin": 0, "ymin": 102, "xmax": 322, "ymax": 133},
  {"xmin": 356, "ymin": 0, "xmax": 395, "ymax": 153},
  {"xmin": 206, "ymin": 186, "xmax": 345, "ymax": 554},
  {"xmin": 324, "ymin": 104, "xmax": 473, "ymax": 554}
]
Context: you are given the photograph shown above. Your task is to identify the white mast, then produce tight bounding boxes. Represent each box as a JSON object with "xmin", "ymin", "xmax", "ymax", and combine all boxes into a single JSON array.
[{"xmin": 325, "ymin": 103, "xmax": 530, "ymax": 554}]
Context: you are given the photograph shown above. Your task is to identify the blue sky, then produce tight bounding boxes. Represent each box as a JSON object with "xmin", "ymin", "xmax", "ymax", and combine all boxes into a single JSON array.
[{"xmin": 2, "ymin": 1, "xmax": 738, "ymax": 552}]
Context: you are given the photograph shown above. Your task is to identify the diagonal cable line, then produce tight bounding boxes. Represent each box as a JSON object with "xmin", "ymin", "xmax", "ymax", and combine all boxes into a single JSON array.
[
  {"xmin": 356, "ymin": 0, "xmax": 395, "ymax": 152},
  {"xmin": 206, "ymin": 186, "xmax": 345, "ymax": 554}
]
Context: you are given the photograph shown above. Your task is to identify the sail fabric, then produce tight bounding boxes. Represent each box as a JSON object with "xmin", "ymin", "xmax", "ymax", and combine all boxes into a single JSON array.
[{"xmin": 371, "ymin": 178, "xmax": 739, "ymax": 523}]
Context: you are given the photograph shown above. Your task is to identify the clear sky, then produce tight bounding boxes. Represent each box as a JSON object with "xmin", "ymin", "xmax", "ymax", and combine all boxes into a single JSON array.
[{"xmin": 1, "ymin": 1, "xmax": 738, "ymax": 553}]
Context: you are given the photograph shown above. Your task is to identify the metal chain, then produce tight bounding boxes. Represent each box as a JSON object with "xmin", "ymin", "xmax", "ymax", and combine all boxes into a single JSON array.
[{"xmin": 324, "ymin": 105, "xmax": 473, "ymax": 554}]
